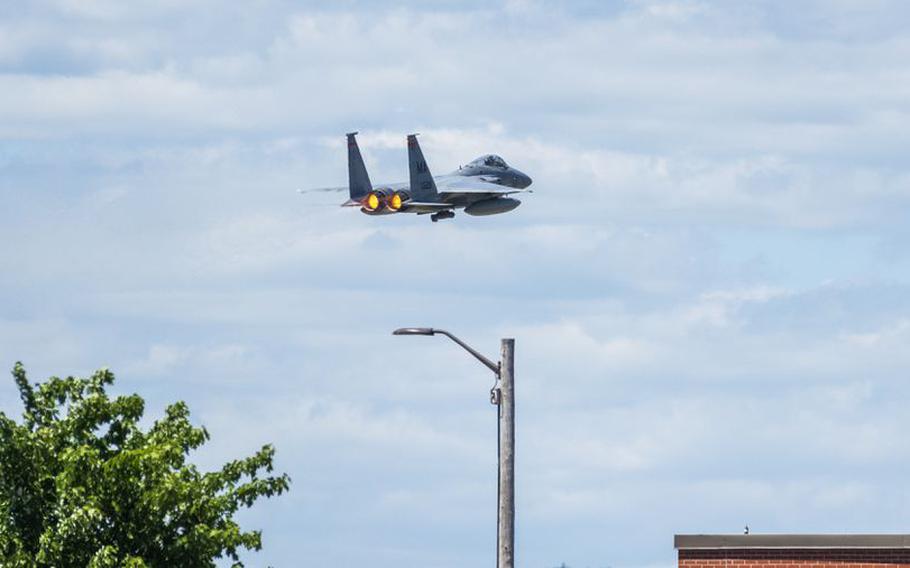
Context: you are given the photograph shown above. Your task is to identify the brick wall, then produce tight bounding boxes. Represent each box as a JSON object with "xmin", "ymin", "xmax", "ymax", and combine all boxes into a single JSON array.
[{"xmin": 679, "ymin": 548, "xmax": 910, "ymax": 568}]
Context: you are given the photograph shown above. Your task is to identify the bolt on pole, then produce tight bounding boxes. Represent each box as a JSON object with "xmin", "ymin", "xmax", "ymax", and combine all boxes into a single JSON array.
[{"xmin": 498, "ymin": 338, "xmax": 515, "ymax": 568}]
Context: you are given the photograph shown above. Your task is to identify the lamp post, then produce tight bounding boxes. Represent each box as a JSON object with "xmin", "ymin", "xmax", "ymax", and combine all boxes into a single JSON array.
[{"xmin": 392, "ymin": 328, "xmax": 515, "ymax": 568}]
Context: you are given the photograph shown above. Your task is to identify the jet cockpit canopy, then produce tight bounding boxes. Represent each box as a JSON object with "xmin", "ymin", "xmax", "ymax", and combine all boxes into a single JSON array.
[{"xmin": 469, "ymin": 154, "xmax": 509, "ymax": 169}]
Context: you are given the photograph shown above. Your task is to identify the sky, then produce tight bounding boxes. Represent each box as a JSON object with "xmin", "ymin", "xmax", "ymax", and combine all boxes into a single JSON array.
[{"xmin": 2, "ymin": 0, "xmax": 910, "ymax": 566}]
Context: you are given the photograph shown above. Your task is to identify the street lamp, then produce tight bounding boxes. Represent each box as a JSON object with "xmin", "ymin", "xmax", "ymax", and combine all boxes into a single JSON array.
[{"xmin": 392, "ymin": 327, "xmax": 516, "ymax": 568}]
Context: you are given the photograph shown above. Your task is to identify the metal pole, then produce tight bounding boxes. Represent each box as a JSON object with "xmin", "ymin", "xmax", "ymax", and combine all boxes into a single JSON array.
[
  {"xmin": 498, "ymin": 338, "xmax": 515, "ymax": 568},
  {"xmin": 392, "ymin": 328, "xmax": 512, "ymax": 567}
]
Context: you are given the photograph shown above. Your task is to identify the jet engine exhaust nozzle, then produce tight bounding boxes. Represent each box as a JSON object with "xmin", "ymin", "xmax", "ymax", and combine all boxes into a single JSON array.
[
  {"xmin": 387, "ymin": 191, "xmax": 411, "ymax": 212},
  {"xmin": 362, "ymin": 188, "xmax": 396, "ymax": 212},
  {"xmin": 362, "ymin": 192, "xmax": 382, "ymax": 212}
]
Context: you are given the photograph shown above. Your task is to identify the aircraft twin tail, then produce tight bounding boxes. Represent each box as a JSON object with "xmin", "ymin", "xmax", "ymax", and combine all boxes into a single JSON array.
[{"xmin": 303, "ymin": 132, "xmax": 533, "ymax": 223}]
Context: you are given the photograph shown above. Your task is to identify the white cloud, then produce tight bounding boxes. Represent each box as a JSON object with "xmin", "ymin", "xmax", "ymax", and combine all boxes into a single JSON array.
[{"xmin": 3, "ymin": 2, "xmax": 910, "ymax": 568}]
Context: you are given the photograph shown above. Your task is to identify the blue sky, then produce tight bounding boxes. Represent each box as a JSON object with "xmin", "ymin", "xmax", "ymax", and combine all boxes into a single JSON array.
[{"xmin": 2, "ymin": 1, "xmax": 910, "ymax": 566}]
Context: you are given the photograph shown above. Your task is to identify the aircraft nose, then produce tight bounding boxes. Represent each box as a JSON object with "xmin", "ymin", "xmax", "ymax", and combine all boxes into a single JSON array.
[{"xmin": 514, "ymin": 170, "xmax": 532, "ymax": 188}]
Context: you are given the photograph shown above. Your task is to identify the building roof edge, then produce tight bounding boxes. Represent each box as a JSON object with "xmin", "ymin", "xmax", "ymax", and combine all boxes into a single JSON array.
[{"xmin": 675, "ymin": 535, "xmax": 910, "ymax": 550}]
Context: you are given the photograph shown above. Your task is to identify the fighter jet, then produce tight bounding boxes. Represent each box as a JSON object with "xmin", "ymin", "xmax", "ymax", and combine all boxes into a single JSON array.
[{"xmin": 305, "ymin": 132, "xmax": 533, "ymax": 222}]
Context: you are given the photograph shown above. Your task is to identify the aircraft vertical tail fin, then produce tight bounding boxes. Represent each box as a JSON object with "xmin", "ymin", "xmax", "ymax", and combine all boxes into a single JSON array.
[
  {"xmin": 347, "ymin": 132, "xmax": 372, "ymax": 201},
  {"xmin": 407, "ymin": 134, "xmax": 438, "ymax": 201}
]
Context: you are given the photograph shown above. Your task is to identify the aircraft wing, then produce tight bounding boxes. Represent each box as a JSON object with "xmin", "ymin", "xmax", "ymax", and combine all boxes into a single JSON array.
[
  {"xmin": 437, "ymin": 178, "xmax": 530, "ymax": 196},
  {"xmin": 400, "ymin": 201, "xmax": 455, "ymax": 213}
]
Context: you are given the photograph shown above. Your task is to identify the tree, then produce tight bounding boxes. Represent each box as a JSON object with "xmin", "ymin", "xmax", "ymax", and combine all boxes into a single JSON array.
[{"xmin": 0, "ymin": 363, "xmax": 290, "ymax": 567}]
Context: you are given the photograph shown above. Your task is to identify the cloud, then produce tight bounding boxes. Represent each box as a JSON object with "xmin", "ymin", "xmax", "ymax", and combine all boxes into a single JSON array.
[{"xmin": 2, "ymin": 2, "xmax": 910, "ymax": 567}]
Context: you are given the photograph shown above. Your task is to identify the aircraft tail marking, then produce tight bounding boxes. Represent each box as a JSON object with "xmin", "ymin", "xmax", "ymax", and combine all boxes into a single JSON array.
[
  {"xmin": 407, "ymin": 134, "xmax": 438, "ymax": 201},
  {"xmin": 347, "ymin": 132, "xmax": 372, "ymax": 200}
]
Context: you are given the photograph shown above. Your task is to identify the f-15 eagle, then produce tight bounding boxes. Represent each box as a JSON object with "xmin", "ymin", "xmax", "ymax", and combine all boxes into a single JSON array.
[{"xmin": 303, "ymin": 132, "xmax": 533, "ymax": 222}]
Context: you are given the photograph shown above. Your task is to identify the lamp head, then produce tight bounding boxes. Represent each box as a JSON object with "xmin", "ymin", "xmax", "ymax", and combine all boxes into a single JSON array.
[{"xmin": 392, "ymin": 327, "xmax": 436, "ymax": 336}]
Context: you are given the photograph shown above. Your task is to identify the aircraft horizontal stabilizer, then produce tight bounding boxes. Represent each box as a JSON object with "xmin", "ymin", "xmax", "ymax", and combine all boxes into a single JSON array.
[{"xmin": 298, "ymin": 186, "xmax": 348, "ymax": 194}]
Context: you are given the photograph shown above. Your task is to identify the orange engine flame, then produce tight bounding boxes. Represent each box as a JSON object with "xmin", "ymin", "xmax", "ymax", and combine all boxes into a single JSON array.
[
  {"xmin": 364, "ymin": 192, "xmax": 381, "ymax": 211},
  {"xmin": 388, "ymin": 193, "xmax": 403, "ymax": 211}
]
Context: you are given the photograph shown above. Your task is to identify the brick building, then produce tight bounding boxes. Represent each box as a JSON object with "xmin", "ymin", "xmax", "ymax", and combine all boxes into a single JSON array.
[{"xmin": 676, "ymin": 535, "xmax": 910, "ymax": 568}]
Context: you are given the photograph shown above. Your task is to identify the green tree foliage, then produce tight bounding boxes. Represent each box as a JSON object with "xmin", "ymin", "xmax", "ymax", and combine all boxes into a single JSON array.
[{"xmin": 0, "ymin": 363, "xmax": 290, "ymax": 567}]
